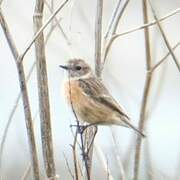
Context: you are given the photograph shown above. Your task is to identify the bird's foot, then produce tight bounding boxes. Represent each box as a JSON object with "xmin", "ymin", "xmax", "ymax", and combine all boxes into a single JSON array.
[{"xmin": 70, "ymin": 124, "xmax": 90, "ymax": 134}]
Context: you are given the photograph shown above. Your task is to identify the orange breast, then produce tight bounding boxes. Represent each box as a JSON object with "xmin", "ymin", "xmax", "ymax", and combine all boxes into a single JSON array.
[
  {"xmin": 63, "ymin": 79, "xmax": 113, "ymax": 124},
  {"xmin": 64, "ymin": 80, "xmax": 83, "ymax": 106}
]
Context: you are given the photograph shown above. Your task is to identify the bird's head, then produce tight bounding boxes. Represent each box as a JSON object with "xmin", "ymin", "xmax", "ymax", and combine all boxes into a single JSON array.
[{"xmin": 60, "ymin": 59, "xmax": 93, "ymax": 78}]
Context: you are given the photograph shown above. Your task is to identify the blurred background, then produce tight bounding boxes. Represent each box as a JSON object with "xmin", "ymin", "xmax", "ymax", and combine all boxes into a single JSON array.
[{"xmin": 0, "ymin": 0, "xmax": 180, "ymax": 179}]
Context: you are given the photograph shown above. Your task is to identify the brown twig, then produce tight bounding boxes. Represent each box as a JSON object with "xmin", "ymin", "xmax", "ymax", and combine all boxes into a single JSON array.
[
  {"xmin": 112, "ymin": 7, "xmax": 180, "ymax": 39},
  {"xmin": 110, "ymin": 129, "xmax": 125, "ymax": 180},
  {"xmin": 63, "ymin": 152, "xmax": 75, "ymax": 180},
  {"xmin": 0, "ymin": 17, "xmax": 59, "ymax": 177},
  {"xmin": 150, "ymin": 41, "xmax": 180, "ymax": 72},
  {"xmin": 68, "ymin": 73, "xmax": 91, "ymax": 180},
  {"xmin": 104, "ymin": 0, "xmax": 122, "ymax": 39},
  {"xmin": 95, "ymin": 0, "xmax": 103, "ymax": 77},
  {"xmin": 103, "ymin": 0, "xmax": 130, "ymax": 62},
  {"xmin": 133, "ymin": 0, "xmax": 152, "ymax": 179},
  {"xmin": 45, "ymin": 0, "xmax": 71, "ymax": 45},
  {"xmin": 21, "ymin": 164, "xmax": 31, "ymax": 180},
  {"xmin": 95, "ymin": 144, "xmax": 114, "ymax": 180},
  {"xmin": 18, "ymin": 0, "xmax": 69, "ymax": 64},
  {"xmin": 20, "ymin": 111, "xmax": 39, "ymax": 180},
  {"xmin": 75, "ymin": 1, "xmax": 104, "ymax": 179},
  {"xmin": 0, "ymin": 10, "xmax": 40, "ymax": 180},
  {"xmin": 33, "ymin": 0, "xmax": 56, "ymax": 179},
  {"xmin": 148, "ymin": 0, "xmax": 180, "ymax": 72},
  {"xmin": 71, "ymin": 130, "xmax": 80, "ymax": 180}
]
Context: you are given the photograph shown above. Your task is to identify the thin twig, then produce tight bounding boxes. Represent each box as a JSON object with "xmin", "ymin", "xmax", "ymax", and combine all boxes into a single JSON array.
[
  {"xmin": 113, "ymin": 7, "xmax": 180, "ymax": 38},
  {"xmin": 103, "ymin": 0, "xmax": 130, "ymax": 62},
  {"xmin": 68, "ymin": 73, "xmax": 90, "ymax": 180},
  {"xmin": 77, "ymin": 0, "xmax": 104, "ymax": 178},
  {"xmin": 0, "ymin": 10, "xmax": 59, "ymax": 180},
  {"xmin": 0, "ymin": 0, "xmax": 3, "ymax": 6},
  {"xmin": 18, "ymin": 0, "xmax": 69, "ymax": 64},
  {"xmin": 33, "ymin": 0, "xmax": 56, "ymax": 178},
  {"xmin": 150, "ymin": 41, "xmax": 180, "ymax": 72},
  {"xmin": 71, "ymin": 130, "xmax": 80, "ymax": 180},
  {"xmin": 45, "ymin": 0, "xmax": 71, "ymax": 45},
  {"xmin": 63, "ymin": 152, "xmax": 75, "ymax": 180},
  {"xmin": 20, "ymin": 111, "xmax": 39, "ymax": 180},
  {"xmin": 0, "ymin": 10, "xmax": 40, "ymax": 180},
  {"xmin": 70, "ymin": 126, "xmax": 83, "ymax": 179},
  {"xmin": 94, "ymin": 143, "xmax": 114, "ymax": 180},
  {"xmin": 148, "ymin": 0, "xmax": 180, "ymax": 72},
  {"xmin": 104, "ymin": 0, "xmax": 122, "ymax": 39},
  {"xmin": 21, "ymin": 164, "xmax": 31, "ymax": 180},
  {"xmin": 133, "ymin": 0, "xmax": 152, "ymax": 179},
  {"xmin": 50, "ymin": 0, "xmax": 55, "ymax": 28},
  {"xmin": 110, "ymin": 129, "xmax": 125, "ymax": 180},
  {"xmin": 95, "ymin": 0, "xmax": 103, "ymax": 77},
  {"xmin": 111, "ymin": 0, "xmax": 130, "ymax": 35},
  {"xmin": 0, "ymin": 17, "xmax": 58, "ymax": 177}
]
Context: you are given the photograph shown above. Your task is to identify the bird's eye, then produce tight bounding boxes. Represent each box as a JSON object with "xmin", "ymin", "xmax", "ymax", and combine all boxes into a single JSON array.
[{"xmin": 75, "ymin": 66, "xmax": 82, "ymax": 70}]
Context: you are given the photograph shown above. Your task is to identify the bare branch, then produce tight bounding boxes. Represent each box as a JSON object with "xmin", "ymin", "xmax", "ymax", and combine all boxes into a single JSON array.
[
  {"xmin": 21, "ymin": 164, "xmax": 31, "ymax": 180},
  {"xmin": 104, "ymin": 0, "xmax": 122, "ymax": 39},
  {"xmin": 18, "ymin": 0, "xmax": 69, "ymax": 64},
  {"xmin": 33, "ymin": 0, "xmax": 57, "ymax": 178},
  {"xmin": 0, "ymin": 0, "xmax": 3, "ymax": 6},
  {"xmin": 133, "ymin": 0, "xmax": 152, "ymax": 179},
  {"xmin": 95, "ymin": 0, "xmax": 103, "ymax": 77},
  {"xmin": 45, "ymin": 0, "xmax": 71, "ymax": 45},
  {"xmin": 95, "ymin": 143, "xmax": 114, "ymax": 180},
  {"xmin": 0, "ymin": 17, "xmax": 59, "ymax": 178},
  {"xmin": 113, "ymin": 7, "xmax": 180, "ymax": 38},
  {"xmin": 150, "ymin": 41, "xmax": 180, "ymax": 72},
  {"xmin": 104, "ymin": 7, "xmax": 180, "ymax": 64},
  {"xmin": 111, "ymin": 0, "xmax": 130, "ymax": 35},
  {"xmin": 148, "ymin": 0, "xmax": 180, "ymax": 72},
  {"xmin": 68, "ymin": 74, "xmax": 91, "ymax": 180},
  {"xmin": 71, "ymin": 130, "xmax": 80, "ymax": 180},
  {"xmin": 103, "ymin": 0, "xmax": 131, "ymax": 61},
  {"xmin": 63, "ymin": 152, "xmax": 75, "ymax": 180},
  {"xmin": 0, "ymin": 62, "xmax": 36, "ymax": 178},
  {"xmin": 110, "ymin": 129, "xmax": 125, "ymax": 180},
  {"xmin": 0, "ymin": 10, "xmax": 40, "ymax": 180}
]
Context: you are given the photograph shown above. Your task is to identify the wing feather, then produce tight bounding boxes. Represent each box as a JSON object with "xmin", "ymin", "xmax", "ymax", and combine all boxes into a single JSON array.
[
  {"xmin": 78, "ymin": 78, "xmax": 130, "ymax": 120},
  {"xmin": 78, "ymin": 78, "xmax": 145, "ymax": 137}
]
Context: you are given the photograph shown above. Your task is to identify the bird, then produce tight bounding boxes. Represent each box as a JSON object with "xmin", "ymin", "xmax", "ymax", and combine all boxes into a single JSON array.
[{"xmin": 60, "ymin": 59, "xmax": 145, "ymax": 137}]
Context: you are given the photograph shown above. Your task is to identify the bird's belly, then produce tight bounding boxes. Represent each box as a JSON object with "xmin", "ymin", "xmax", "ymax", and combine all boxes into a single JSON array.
[{"xmin": 64, "ymin": 80, "xmax": 112, "ymax": 124}]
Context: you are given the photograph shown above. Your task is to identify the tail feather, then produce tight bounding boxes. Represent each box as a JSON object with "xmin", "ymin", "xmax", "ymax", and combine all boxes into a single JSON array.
[{"xmin": 117, "ymin": 117, "xmax": 146, "ymax": 138}]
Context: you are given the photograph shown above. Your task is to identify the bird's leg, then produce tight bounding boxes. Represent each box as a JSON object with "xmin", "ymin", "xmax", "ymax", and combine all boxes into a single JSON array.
[
  {"xmin": 70, "ymin": 124, "xmax": 90, "ymax": 134},
  {"xmin": 86, "ymin": 126, "xmax": 98, "ymax": 155}
]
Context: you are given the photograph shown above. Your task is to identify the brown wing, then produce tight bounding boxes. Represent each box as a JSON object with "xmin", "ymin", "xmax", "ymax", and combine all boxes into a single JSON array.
[
  {"xmin": 78, "ymin": 77, "xmax": 130, "ymax": 120},
  {"xmin": 78, "ymin": 78, "xmax": 145, "ymax": 137}
]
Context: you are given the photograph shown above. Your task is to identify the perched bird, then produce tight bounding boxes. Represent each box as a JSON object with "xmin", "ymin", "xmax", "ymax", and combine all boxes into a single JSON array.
[{"xmin": 60, "ymin": 59, "xmax": 145, "ymax": 137}]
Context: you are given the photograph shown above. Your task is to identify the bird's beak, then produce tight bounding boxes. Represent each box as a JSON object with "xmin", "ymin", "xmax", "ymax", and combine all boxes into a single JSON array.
[{"xmin": 59, "ymin": 65, "xmax": 69, "ymax": 70}]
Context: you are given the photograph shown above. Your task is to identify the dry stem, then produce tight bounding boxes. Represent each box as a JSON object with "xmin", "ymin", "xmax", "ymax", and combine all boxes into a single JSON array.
[
  {"xmin": 95, "ymin": 143, "xmax": 114, "ymax": 180},
  {"xmin": 95, "ymin": 0, "xmax": 103, "ymax": 77},
  {"xmin": 133, "ymin": 0, "xmax": 152, "ymax": 179},
  {"xmin": 148, "ymin": 0, "xmax": 180, "ymax": 72},
  {"xmin": 33, "ymin": 0, "xmax": 56, "ymax": 178},
  {"xmin": 150, "ymin": 41, "xmax": 180, "ymax": 72},
  {"xmin": 0, "ymin": 10, "xmax": 40, "ymax": 180},
  {"xmin": 18, "ymin": 0, "xmax": 69, "ymax": 64},
  {"xmin": 113, "ymin": 7, "xmax": 180, "ymax": 38},
  {"xmin": 0, "ymin": 17, "xmax": 59, "ymax": 177},
  {"xmin": 68, "ymin": 74, "xmax": 91, "ymax": 180},
  {"xmin": 63, "ymin": 153, "xmax": 75, "ymax": 180},
  {"xmin": 72, "ymin": 130, "xmax": 80, "ymax": 180},
  {"xmin": 103, "ymin": 0, "xmax": 130, "ymax": 62}
]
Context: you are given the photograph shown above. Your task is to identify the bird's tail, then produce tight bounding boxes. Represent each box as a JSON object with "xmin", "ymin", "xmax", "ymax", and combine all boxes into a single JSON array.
[{"xmin": 117, "ymin": 117, "xmax": 146, "ymax": 138}]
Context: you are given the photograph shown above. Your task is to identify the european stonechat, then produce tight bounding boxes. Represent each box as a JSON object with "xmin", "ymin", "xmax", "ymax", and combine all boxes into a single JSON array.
[{"xmin": 60, "ymin": 59, "xmax": 145, "ymax": 137}]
